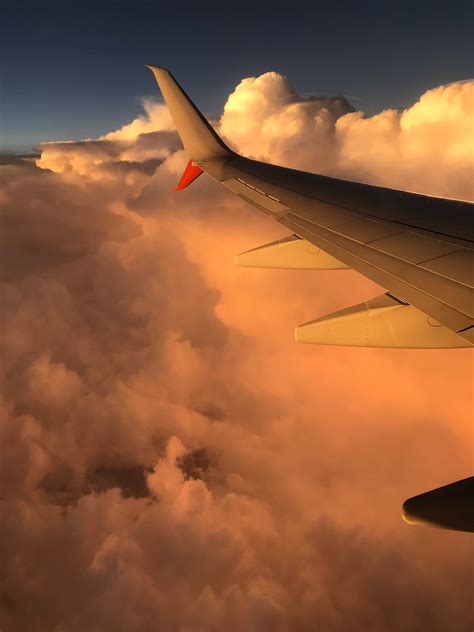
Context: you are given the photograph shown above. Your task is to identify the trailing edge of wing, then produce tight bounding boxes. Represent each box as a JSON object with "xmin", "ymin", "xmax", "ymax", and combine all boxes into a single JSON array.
[{"xmin": 146, "ymin": 66, "xmax": 232, "ymax": 162}]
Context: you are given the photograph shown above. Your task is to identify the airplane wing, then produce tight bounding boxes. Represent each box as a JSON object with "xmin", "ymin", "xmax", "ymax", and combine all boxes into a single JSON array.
[{"xmin": 147, "ymin": 66, "xmax": 474, "ymax": 349}]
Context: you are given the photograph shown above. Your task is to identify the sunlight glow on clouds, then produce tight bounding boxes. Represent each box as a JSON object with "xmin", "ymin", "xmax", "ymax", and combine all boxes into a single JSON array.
[
  {"xmin": 0, "ymin": 73, "xmax": 472, "ymax": 631},
  {"xmin": 39, "ymin": 73, "xmax": 473, "ymax": 200}
]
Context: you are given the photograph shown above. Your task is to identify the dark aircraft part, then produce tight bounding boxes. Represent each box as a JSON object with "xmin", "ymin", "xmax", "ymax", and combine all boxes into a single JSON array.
[{"xmin": 402, "ymin": 477, "xmax": 474, "ymax": 533}]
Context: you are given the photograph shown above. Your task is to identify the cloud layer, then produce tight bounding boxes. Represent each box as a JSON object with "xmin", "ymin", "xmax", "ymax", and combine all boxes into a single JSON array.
[{"xmin": 0, "ymin": 73, "xmax": 472, "ymax": 631}]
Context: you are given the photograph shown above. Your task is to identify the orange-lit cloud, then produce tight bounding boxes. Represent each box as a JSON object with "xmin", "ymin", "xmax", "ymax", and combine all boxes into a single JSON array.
[
  {"xmin": 219, "ymin": 73, "xmax": 473, "ymax": 198},
  {"xmin": 0, "ymin": 74, "xmax": 472, "ymax": 631}
]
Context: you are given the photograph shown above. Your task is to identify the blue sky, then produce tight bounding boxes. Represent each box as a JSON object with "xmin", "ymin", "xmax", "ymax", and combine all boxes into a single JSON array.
[{"xmin": 1, "ymin": 0, "xmax": 472, "ymax": 151}]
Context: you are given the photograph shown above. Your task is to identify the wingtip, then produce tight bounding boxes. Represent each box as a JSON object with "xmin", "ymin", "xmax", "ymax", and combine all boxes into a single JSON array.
[
  {"xmin": 145, "ymin": 65, "xmax": 170, "ymax": 75},
  {"xmin": 145, "ymin": 63, "xmax": 232, "ymax": 162}
]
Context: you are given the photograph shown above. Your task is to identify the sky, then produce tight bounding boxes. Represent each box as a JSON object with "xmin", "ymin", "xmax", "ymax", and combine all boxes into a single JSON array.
[
  {"xmin": 0, "ymin": 3, "xmax": 473, "ymax": 631},
  {"xmin": 1, "ymin": 0, "xmax": 473, "ymax": 151}
]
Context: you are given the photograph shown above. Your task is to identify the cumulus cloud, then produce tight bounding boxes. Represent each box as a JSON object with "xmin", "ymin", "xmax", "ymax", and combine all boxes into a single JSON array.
[
  {"xmin": 0, "ymin": 73, "xmax": 472, "ymax": 631},
  {"xmin": 102, "ymin": 99, "xmax": 174, "ymax": 141},
  {"xmin": 220, "ymin": 72, "xmax": 473, "ymax": 199}
]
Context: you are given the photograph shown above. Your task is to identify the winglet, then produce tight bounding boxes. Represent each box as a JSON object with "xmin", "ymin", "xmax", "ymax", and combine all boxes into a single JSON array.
[{"xmin": 146, "ymin": 65, "xmax": 232, "ymax": 163}]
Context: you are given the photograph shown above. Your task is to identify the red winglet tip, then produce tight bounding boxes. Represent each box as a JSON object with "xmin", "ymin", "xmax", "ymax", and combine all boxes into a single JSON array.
[{"xmin": 175, "ymin": 160, "xmax": 204, "ymax": 191}]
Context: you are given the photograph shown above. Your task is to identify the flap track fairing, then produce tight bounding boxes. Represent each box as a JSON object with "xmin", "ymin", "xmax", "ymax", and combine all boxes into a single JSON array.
[
  {"xmin": 235, "ymin": 235, "xmax": 349, "ymax": 270},
  {"xmin": 295, "ymin": 293, "xmax": 469, "ymax": 348}
]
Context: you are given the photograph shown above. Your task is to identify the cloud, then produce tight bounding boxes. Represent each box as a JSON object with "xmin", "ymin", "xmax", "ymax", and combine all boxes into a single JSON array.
[
  {"xmin": 219, "ymin": 72, "xmax": 473, "ymax": 199},
  {"xmin": 101, "ymin": 99, "xmax": 174, "ymax": 141},
  {"xmin": 0, "ymin": 73, "xmax": 472, "ymax": 631},
  {"xmin": 219, "ymin": 71, "xmax": 355, "ymax": 174}
]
